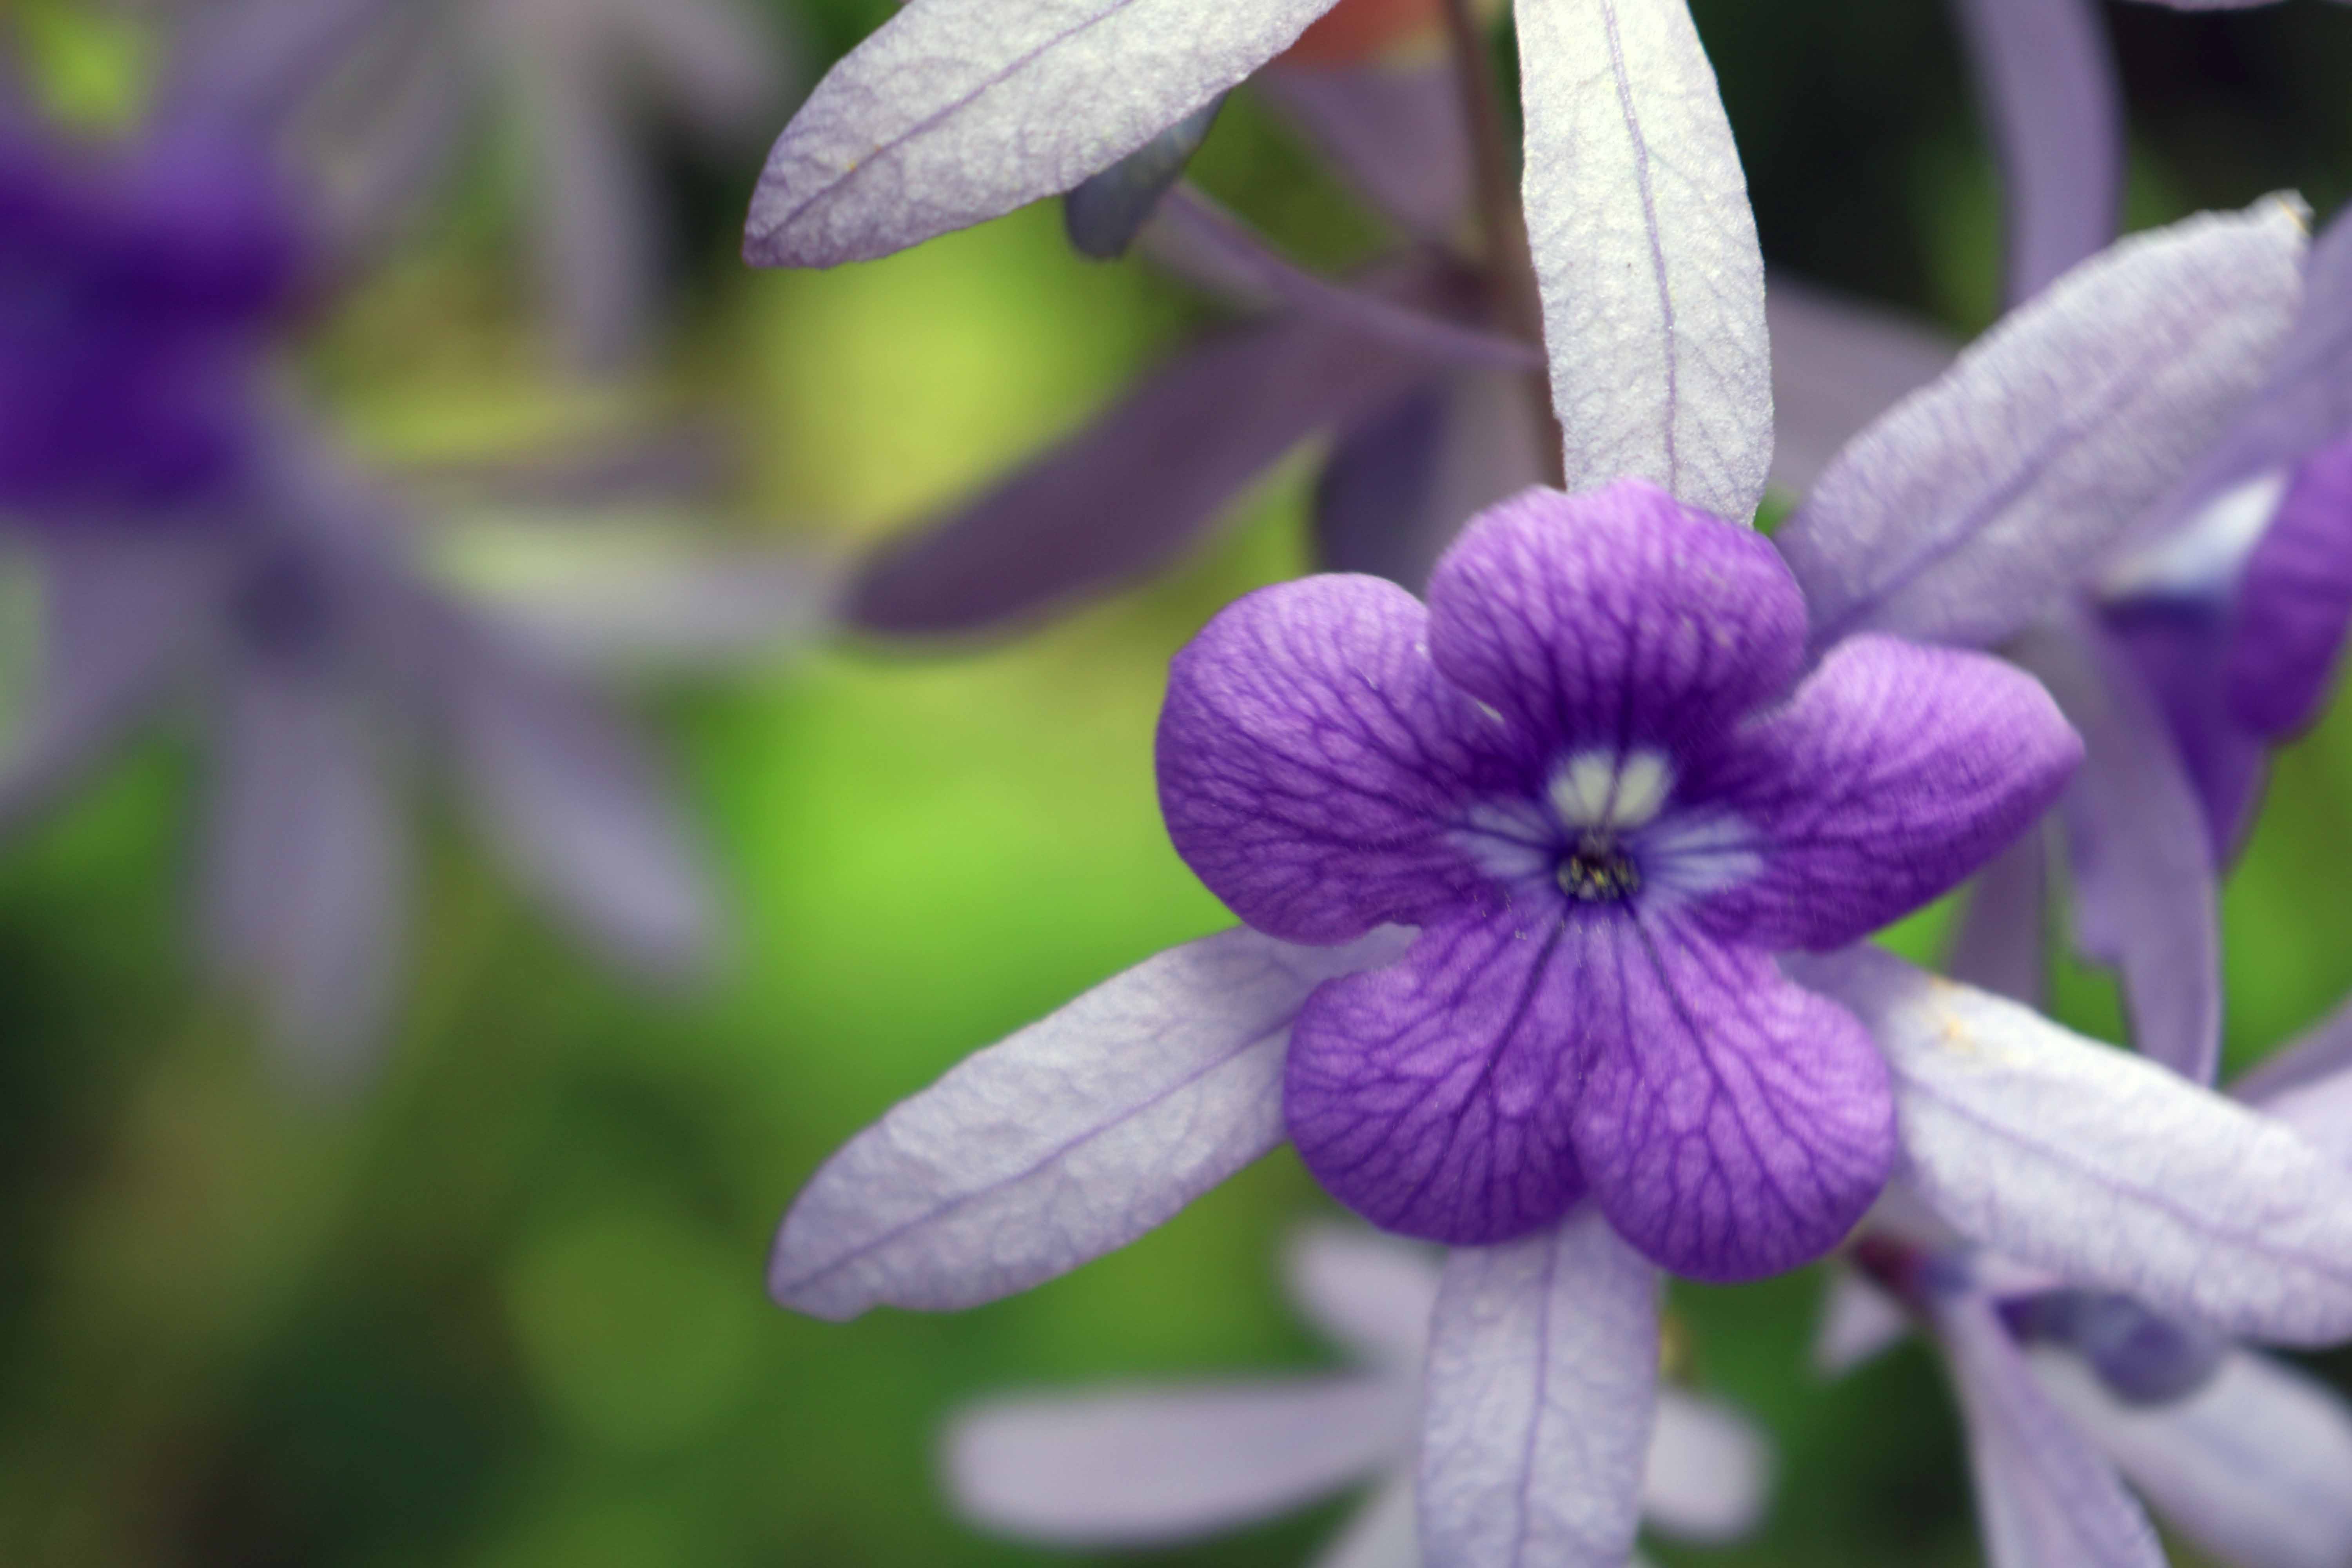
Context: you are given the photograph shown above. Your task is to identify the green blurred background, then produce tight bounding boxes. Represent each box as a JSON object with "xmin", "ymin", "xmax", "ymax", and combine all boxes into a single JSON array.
[{"xmin": 5, "ymin": 0, "xmax": 2352, "ymax": 1563}]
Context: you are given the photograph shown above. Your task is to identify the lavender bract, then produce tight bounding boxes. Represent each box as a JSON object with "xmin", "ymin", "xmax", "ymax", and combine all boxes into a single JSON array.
[{"xmin": 1159, "ymin": 479, "xmax": 2075, "ymax": 1276}]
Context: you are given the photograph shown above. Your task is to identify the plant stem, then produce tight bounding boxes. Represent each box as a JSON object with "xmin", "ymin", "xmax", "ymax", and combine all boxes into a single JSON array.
[{"xmin": 1438, "ymin": 0, "xmax": 1564, "ymax": 486}]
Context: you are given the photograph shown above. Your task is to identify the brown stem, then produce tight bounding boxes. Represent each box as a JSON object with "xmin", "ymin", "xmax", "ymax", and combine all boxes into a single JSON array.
[{"xmin": 1437, "ymin": 0, "xmax": 1564, "ymax": 487}]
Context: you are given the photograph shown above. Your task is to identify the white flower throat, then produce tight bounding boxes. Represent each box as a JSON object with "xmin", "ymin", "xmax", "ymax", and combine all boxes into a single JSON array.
[{"xmin": 1548, "ymin": 750, "xmax": 1671, "ymax": 904}]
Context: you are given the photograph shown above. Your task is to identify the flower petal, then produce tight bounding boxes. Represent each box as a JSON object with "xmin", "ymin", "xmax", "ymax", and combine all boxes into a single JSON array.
[
  {"xmin": 2102, "ymin": 600, "xmax": 2269, "ymax": 860},
  {"xmin": 1419, "ymin": 1210, "xmax": 1661, "ymax": 1568},
  {"xmin": 853, "ymin": 314, "xmax": 1422, "ymax": 636},
  {"xmin": 1945, "ymin": 828, "xmax": 2051, "ymax": 1007},
  {"xmin": 1311, "ymin": 1475, "xmax": 1419, "ymax": 1568},
  {"xmin": 1573, "ymin": 916, "xmax": 1895, "ymax": 1280},
  {"xmin": 942, "ymin": 1375, "xmax": 1408, "ymax": 1544},
  {"xmin": 2119, "ymin": 198, "xmax": 2352, "ymax": 566},
  {"xmin": 1950, "ymin": 0, "xmax": 2124, "ymax": 302},
  {"xmin": 2036, "ymin": 1347, "xmax": 2352, "ymax": 1568},
  {"xmin": 1257, "ymin": 59, "xmax": 1470, "ymax": 240},
  {"xmin": 1515, "ymin": 0, "xmax": 1771, "ymax": 522},
  {"xmin": 1423, "ymin": 481, "xmax": 1808, "ymax": 757},
  {"xmin": 203, "ymin": 658, "xmax": 405, "ymax": 1089},
  {"xmin": 1795, "ymin": 947, "xmax": 2352, "ymax": 1344},
  {"xmin": 1933, "ymin": 1289, "xmax": 2167, "ymax": 1568},
  {"xmin": 1285, "ymin": 912, "xmax": 1588, "ymax": 1245},
  {"xmin": 1765, "ymin": 276, "xmax": 1956, "ymax": 500},
  {"xmin": 769, "ymin": 925, "xmax": 1408, "ymax": 1318},
  {"xmin": 1159, "ymin": 574, "xmax": 1515, "ymax": 944},
  {"xmin": 741, "ymin": 0, "xmax": 1341, "ymax": 266},
  {"xmin": 0, "ymin": 538, "xmax": 216, "ymax": 828},
  {"xmin": 1690, "ymin": 633, "xmax": 2080, "ymax": 952},
  {"xmin": 1780, "ymin": 198, "xmax": 2308, "ymax": 651},
  {"xmin": 1284, "ymin": 1223, "xmax": 1441, "ymax": 1370},
  {"xmin": 1063, "ymin": 100, "xmax": 1223, "ymax": 259},
  {"xmin": 1315, "ymin": 368, "xmax": 1551, "ymax": 594},
  {"xmin": 1813, "ymin": 1267, "xmax": 1914, "ymax": 1376},
  {"xmin": 2014, "ymin": 619, "xmax": 2221, "ymax": 1083},
  {"xmin": 450, "ymin": 644, "xmax": 715, "ymax": 977},
  {"xmin": 2226, "ymin": 432, "xmax": 2352, "ymax": 738},
  {"xmin": 1642, "ymin": 1388, "xmax": 1771, "ymax": 1543},
  {"xmin": 2256, "ymin": 1068, "xmax": 2352, "ymax": 1170}
]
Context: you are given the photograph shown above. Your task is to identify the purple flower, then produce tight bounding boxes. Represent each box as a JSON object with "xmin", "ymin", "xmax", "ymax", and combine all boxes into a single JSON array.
[
  {"xmin": 946, "ymin": 1225, "xmax": 1771, "ymax": 1560},
  {"xmin": 1156, "ymin": 479, "xmax": 2075, "ymax": 1275}
]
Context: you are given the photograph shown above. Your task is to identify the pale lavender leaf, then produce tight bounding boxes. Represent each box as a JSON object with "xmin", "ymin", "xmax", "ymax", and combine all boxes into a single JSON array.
[
  {"xmin": 2117, "ymin": 199, "xmax": 2352, "ymax": 565},
  {"xmin": 2036, "ymin": 1347, "xmax": 2352, "ymax": 1568},
  {"xmin": 1813, "ymin": 1267, "xmax": 1914, "ymax": 1375},
  {"xmin": 2258, "ymin": 1069, "xmax": 2352, "ymax": 1170},
  {"xmin": 1795, "ymin": 947, "xmax": 2352, "ymax": 1345},
  {"xmin": 448, "ymin": 642, "xmax": 715, "ymax": 976},
  {"xmin": 942, "ymin": 1375, "xmax": 1408, "ymax": 1544},
  {"xmin": 851, "ymin": 313, "xmax": 1424, "ymax": 635},
  {"xmin": 1419, "ymin": 1209, "xmax": 1661, "ymax": 1568},
  {"xmin": 1765, "ymin": 276, "xmax": 1956, "ymax": 499},
  {"xmin": 769, "ymin": 926, "xmax": 1411, "ymax": 1318},
  {"xmin": 742, "ymin": 0, "xmax": 1342, "ymax": 266},
  {"xmin": 1950, "ymin": 0, "xmax": 2124, "ymax": 302},
  {"xmin": 1933, "ymin": 1289, "xmax": 2166, "ymax": 1568},
  {"xmin": 1642, "ymin": 1389, "xmax": 1771, "ymax": 1543},
  {"xmin": 1147, "ymin": 189, "xmax": 1542, "ymax": 368},
  {"xmin": 514, "ymin": 44, "xmax": 660, "ymax": 372},
  {"xmin": 203, "ymin": 657, "xmax": 405, "ymax": 1087},
  {"xmin": 1256, "ymin": 58, "xmax": 1472, "ymax": 240},
  {"xmin": 0, "ymin": 540, "xmax": 217, "ymax": 828},
  {"xmin": 1944, "ymin": 825, "xmax": 2049, "ymax": 1009},
  {"xmin": 1284, "ymin": 1224, "xmax": 1441, "ymax": 1371},
  {"xmin": 2015, "ymin": 617, "xmax": 2221, "ymax": 1083},
  {"xmin": 1516, "ymin": 0, "xmax": 1773, "ymax": 522},
  {"xmin": 1780, "ymin": 199, "xmax": 2307, "ymax": 650}
]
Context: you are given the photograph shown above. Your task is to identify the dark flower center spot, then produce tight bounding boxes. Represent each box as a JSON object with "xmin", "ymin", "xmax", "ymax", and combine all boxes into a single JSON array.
[{"xmin": 1558, "ymin": 832, "xmax": 1641, "ymax": 904}]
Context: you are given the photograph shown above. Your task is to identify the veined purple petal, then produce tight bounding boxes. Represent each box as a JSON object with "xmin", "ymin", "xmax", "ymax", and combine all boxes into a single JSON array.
[
  {"xmin": 769, "ymin": 925, "xmax": 1409, "ymax": 1318},
  {"xmin": 1159, "ymin": 573, "xmax": 1518, "ymax": 944},
  {"xmin": 1642, "ymin": 1389, "xmax": 1771, "ymax": 1543},
  {"xmin": 1283, "ymin": 1224, "xmax": 1441, "ymax": 1370},
  {"xmin": 1933, "ymin": 1289, "xmax": 2167, "ymax": 1568},
  {"xmin": 942, "ymin": 1375, "xmax": 1408, "ymax": 1544},
  {"xmin": 2017, "ymin": 619, "xmax": 2221, "ymax": 1083},
  {"xmin": 852, "ymin": 314, "xmax": 1422, "ymax": 635},
  {"xmin": 1515, "ymin": 0, "xmax": 1773, "ymax": 522},
  {"xmin": 2225, "ymin": 432, "xmax": 2352, "ymax": 738},
  {"xmin": 742, "ymin": 0, "xmax": 1343, "ymax": 266},
  {"xmin": 1945, "ymin": 828, "xmax": 2051, "ymax": 1007},
  {"xmin": 1573, "ymin": 914, "xmax": 1895, "ymax": 1281},
  {"xmin": 1780, "ymin": 199, "xmax": 2307, "ymax": 651},
  {"xmin": 1424, "ymin": 481, "xmax": 1808, "ymax": 758},
  {"xmin": 1418, "ymin": 1211, "xmax": 1661, "ymax": 1568},
  {"xmin": 1796, "ymin": 947, "xmax": 2352, "ymax": 1344},
  {"xmin": 1950, "ymin": 0, "xmax": 2124, "ymax": 303},
  {"xmin": 1256, "ymin": 58, "xmax": 1470, "ymax": 240},
  {"xmin": 2036, "ymin": 1347, "xmax": 2352, "ymax": 1568},
  {"xmin": 1766, "ymin": 276, "xmax": 1956, "ymax": 499},
  {"xmin": 1285, "ymin": 911, "xmax": 1589, "ymax": 1245},
  {"xmin": 1690, "ymin": 633, "xmax": 2080, "ymax": 953}
]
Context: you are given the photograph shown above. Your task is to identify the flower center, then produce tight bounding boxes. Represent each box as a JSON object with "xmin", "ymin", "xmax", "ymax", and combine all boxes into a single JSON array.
[{"xmin": 1557, "ymin": 831, "xmax": 1641, "ymax": 903}]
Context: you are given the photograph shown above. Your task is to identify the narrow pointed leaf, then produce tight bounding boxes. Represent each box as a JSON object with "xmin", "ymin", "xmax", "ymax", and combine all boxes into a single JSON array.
[
  {"xmin": 1515, "ymin": 0, "xmax": 1772, "ymax": 521},
  {"xmin": 1780, "ymin": 199, "xmax": 2307, "ymax": 650},
  {"xmin": 1419, "ymin": 1209, "xmax": 1660, "ymax": 1568},
  {"xmin": 743, "ymin": 0, "xmax": 1341, "ymax": 266},
  {"xmin": 1794, "ymin": 947, "xmax": 2352, "ymax": 1344},
  {"xmin": 770, "ymin": 926, "xmax": 1409, "ymax": 1318}
]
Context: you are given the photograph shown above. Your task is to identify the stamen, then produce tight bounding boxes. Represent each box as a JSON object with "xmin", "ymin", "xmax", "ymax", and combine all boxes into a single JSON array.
[{"xmin": 1558, "ymin": 831, "xmax": 1641, "ymax": 903}]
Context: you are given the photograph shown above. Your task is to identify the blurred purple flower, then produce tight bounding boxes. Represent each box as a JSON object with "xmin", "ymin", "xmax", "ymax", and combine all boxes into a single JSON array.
[
  {"xmin": 946, "ymin": 1225, "xmax": 1771, "ymax": 1564},
  {"xmin": 0, "ymin": 9, "xmax": 821, "ymax": 1085}
]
